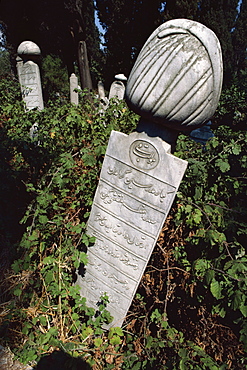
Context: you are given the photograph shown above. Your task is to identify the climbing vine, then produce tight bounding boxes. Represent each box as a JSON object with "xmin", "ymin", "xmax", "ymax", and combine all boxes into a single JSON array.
[{"xmin": 0, "ymin": 77, "xmax": 246, "ymax": 369}]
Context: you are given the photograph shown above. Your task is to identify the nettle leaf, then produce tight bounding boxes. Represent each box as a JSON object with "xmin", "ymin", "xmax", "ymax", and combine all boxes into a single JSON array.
[
  {"xmin": 45, "ymin": 270, "xmax": 54, "ymax": 284},
  {"xmin": 194, "ymin": 259, "xmax": 210, "ymax": 276},
  {"xmin": 94, "ymin": 145, "xmax": 106, "ymax": 157},
  {"xmin": 39, "ymin": 316, "xmax": 47, "ymax": 326},
  {"xmin": 43, "ymin": 256, "xmax": 55, "ymax": 265},
  {"xmin": 210, "ymin": 137, "xmax": 219, "ymax": 148},
  {"xmin": 114, "ymin": 327, "xmax": 124, "ymax": 336},
  {"xmin": 194, "ymin": 186, "xmax": 203, "ymax": 200},
  {"xmin": 215, "ymin": 158, "xmax": 230, "ymax": 173},
  {"xmin": 207, "ymin": 230, "xmax": 226, "ymax": 246},
  {"xmin": 204, "ymin": 269, "xmax": 215, "ymax": 285},
  {"xmin": 185, "ymin": 204, "xmax": 193, "ymax": 214},
  {"xmin": 231, "ymin": 290, "xmax": 242, "ymax": 310},
  {"xmin": 212, "ymin": 304, "xmax": 226, "ymax": 318},
  {"xmin": 13, "ymin": 288, "xmax": 22, "ymax": 297},
  {"xmin": 39, "ymin": 215, "xmax": 49, "ymax": 224},
  {"xmin": 110, "ymin": 335, "xmax": 121, "ymax": 345},
  {"xmin": 193, "ymin": 209, "xmax": 203, "ymax": 224},
  {"xmin": 231, "ymin": 144, "xmax": 241, "ymax": 155},
  {"xmin": 82, "ymin": 152, "xmax": 96, "ymax": 167},
  {"xmin": 240, "ymin": 302, "xmax": 247, "ymax": 317},
  {"xmin": 210, "ymin": 278, "xmax": 222, "ymax": 299},
  {"xmin": 79, "ymin": 252, "xmax": 88, "ymax": 265},
  {"xmin": 94, "ymin": 337, "xmax": 103, "ymax": 347}
]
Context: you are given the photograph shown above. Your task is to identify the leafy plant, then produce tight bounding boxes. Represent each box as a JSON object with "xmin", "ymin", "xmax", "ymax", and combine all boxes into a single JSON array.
[{"xmin": 0, "ymin": 76, "xmax": 246, "ymax": 369}]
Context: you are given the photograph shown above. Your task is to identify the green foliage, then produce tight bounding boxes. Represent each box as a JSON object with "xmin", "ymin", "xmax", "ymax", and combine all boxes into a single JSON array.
[
  {"xmin": 0, "ymin": 83, "xmax": 138, "ymax": 365},
  {"xmin": 0, "ymin": 76, "xmax": 246, "ymax": 369},
  {"xmin": 174, "ymin": 127, "xmax": 247, "ymax": 348},
  {"xmin": 0, "ymin": 49, "xmax": 11, "ymax": 77},
  {"xmin": 41, "ymin": 54, "xmax": 69, "ymax": 101},
  {"xmin": 215, "ymin": 84, "xmax": 247, "ymax": 128},
  {"xmin": 0, "ymin": 0, "xmax": 101, "ymax": 89}
]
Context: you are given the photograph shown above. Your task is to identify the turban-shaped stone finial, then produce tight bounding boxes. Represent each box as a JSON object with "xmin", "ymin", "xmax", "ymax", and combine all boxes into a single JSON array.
[{"xmin": 125, "ymin": 19, "xmax": 223, "ymax": 131}]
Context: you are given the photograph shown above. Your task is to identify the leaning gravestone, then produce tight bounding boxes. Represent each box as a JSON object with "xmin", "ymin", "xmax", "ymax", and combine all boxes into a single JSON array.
[
  {"xmin": 76, "ymin": 130, "xmax": 187, "ymax": 327},
  {"xmin": 109, "ymin": 73, "xmax": 127, "ymax": 100},
  {"xmin": 76, "ymin": 19, "xmax": 223, "ymax": 327},
  {"xmin": 16, "ymin": 41, "xmax": 44, "ymax": 111}
]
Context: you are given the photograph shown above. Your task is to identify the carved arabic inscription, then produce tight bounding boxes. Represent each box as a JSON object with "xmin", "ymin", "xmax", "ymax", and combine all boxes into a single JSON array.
[
  {"xmin": 129, "ymin": 140, "xmax": 159, "ymax": 170},
  {"xmin": 76, "ymin": 131, "xmax": 188, "ymax": 327}
]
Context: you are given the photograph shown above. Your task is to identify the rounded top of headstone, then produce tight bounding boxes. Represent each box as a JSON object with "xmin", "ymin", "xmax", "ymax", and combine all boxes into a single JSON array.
[
  {"xmin": 115, "ymin": 73, "xmax": 127, "ymax": 81},
  {"xmin": 125, "ymin": 19, "xmax": 223, "ymax": 131},
  {"xmin": 17, "ymin": 41, "xmax": 41, "ymax": 56}
]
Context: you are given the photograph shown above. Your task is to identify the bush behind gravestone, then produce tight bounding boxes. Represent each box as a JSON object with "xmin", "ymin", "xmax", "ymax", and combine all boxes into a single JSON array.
[{"xmin": 0, "ymin": 77, "xmax": 246, "ymax": 369}]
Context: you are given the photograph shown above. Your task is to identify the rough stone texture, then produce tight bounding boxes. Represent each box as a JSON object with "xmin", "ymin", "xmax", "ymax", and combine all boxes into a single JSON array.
[
  {"xmin": 125, "ymin": 19, "xmax": 223, "ymax": 131},
  {"xmin": 109, "ymin": 81, "xmax": 125, "ymax": 100},
  {"xmin": 16, "ymin": 58, "xmax": 44, "ymax": 111},
  {"xmin": 98, "ymin": 81, "xmax": 109, "ymax": 111},
  {"xmin": 70, "ymin": 73, "xmax": 79, "ymax": 105},
  {"xmin": 0, "ymin": 346, "xmax": 33, "ymax": 370},
  {"xmin": 98, "ymin": 81, "xmax": 106, "ymax": 100},
  {"xmin": 76, "ymin": 131, "xmax": 187, "ymax": 327}
]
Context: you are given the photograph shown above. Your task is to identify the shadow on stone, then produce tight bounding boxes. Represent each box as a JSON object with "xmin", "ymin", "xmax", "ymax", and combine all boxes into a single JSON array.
[{"xmin": 35, "ymin": 350, "xmax": 91, "ymax": 370}]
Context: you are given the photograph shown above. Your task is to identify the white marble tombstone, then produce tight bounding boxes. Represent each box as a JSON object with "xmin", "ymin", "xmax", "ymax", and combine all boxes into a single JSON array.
[
  {"xmin": 70, "ymin": 73, "xmax": 79, "ymax": 105},
  {"xmin": 77, "ymin": 131, "xmax": 187, "ymax": 327},
  {"xmin": 16, "ymin": 41, "xmax": 44, "ymax": 111},
  {"xmin": 109, "ymin": 80, "xmax": 125, "ymax": 100},
  {"xmin": 109, "ymin": 74, "xmax": 127, "ymax": 101},
  {"xmin": 125, "ymin": 19, "xmax": 223, "ymax": 132},
  {"xmin": 76, "ymin": 19, "xmax": 223, "ymax": 328},
  {"xmin": 98, "ymin": 80, "xmax": 109, "ymax": 111}
]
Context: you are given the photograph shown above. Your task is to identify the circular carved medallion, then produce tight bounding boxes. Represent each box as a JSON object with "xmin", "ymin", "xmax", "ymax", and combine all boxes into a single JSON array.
[{"xmin": 130, "ymin": 140, "xmax": 159, "ymax": 170}]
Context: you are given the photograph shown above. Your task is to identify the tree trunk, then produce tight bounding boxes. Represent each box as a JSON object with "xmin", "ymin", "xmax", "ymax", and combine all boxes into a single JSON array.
[{"xmin": 77, "ymin": 40, "xmax": 93, "ymax": 93}]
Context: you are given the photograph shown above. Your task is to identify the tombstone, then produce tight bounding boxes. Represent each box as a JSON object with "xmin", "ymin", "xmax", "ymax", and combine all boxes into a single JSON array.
[
  {"xmin": 16, "ymin": 41, "xmax": 44, "ymax": 111},
  {"xmin": 76, "ymin": 131, "xmax": 187, "ymax": 327},
  {"xmin": 70, "ymin": 73, "xmax": 79, "ymax": 105},
  {"xmin": 109, "ymin": 73, "xmax": 127, "ymax": 100},
  {"xmin": 76, "ymin": 19, "xmax": 223, "ymax": 327},
  {"xmin": 98, "ymin": 80, "xmax": 109, "ymax": 111},
  {"xmin": 125, "ymin": 18, "xmax": 223, "ymax": 147}
]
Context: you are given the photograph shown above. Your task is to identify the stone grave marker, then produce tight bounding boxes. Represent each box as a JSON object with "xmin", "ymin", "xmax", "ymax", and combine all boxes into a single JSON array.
[
  {"xmin": 98, "ymin": 80, "xmax": 109, "ymax": 112},
  {"xmin": 76, "ymin": 130, "xmax": 187, "ymax": 327},
  {"xmin": 109, "ymin": 74, "xmax": 127, "ymax": 100},
  {"xmin": 16, "ymin": 41, "xmax": 44, "ymax": 111},
  {"xmin": 76, "ymin": 19, "xmax": 223, "ymax": 327},
  {"xmin": 109, "ymin": 81, "xmax": 125, "ymax": 100},
  {"xmin": 70, "ymin": 73, "xmax": 79, "ymax": 105}
]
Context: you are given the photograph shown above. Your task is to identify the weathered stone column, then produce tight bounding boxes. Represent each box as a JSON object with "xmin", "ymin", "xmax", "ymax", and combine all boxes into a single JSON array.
[
  {"xmin": 70, "ymin": 73, "xmax": 79, "ymax": 105},
  {"xmin": 98, "ymin": 80, "xmax": 109, "ymax": 111}
]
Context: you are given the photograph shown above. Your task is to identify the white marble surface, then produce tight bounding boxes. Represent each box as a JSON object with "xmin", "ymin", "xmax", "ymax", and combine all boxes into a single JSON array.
[
  {"xmin": 76, "ymin": 131, "xmax": 187, "ymax": 327},
  {"xmin": 125, "ymin": 19, "xmax": 223, "ymax": 131},
  {"xmin": 109, "ymin": 81, "xmax": 125, "ymax": 100},
  {"xmin": 17, "ymin": 60, "xmax": 44, "ymax": 111},
  {"xmin": 17, "ymin": 41, "xmax": 41, "ymax": 55},
  {"xmin": 70, "ymin": 73, "xmax": 79, "ymax": 105},
  {"xmin": 115, "ymin": 73, "xmax": 127, "ymax": 81}
]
